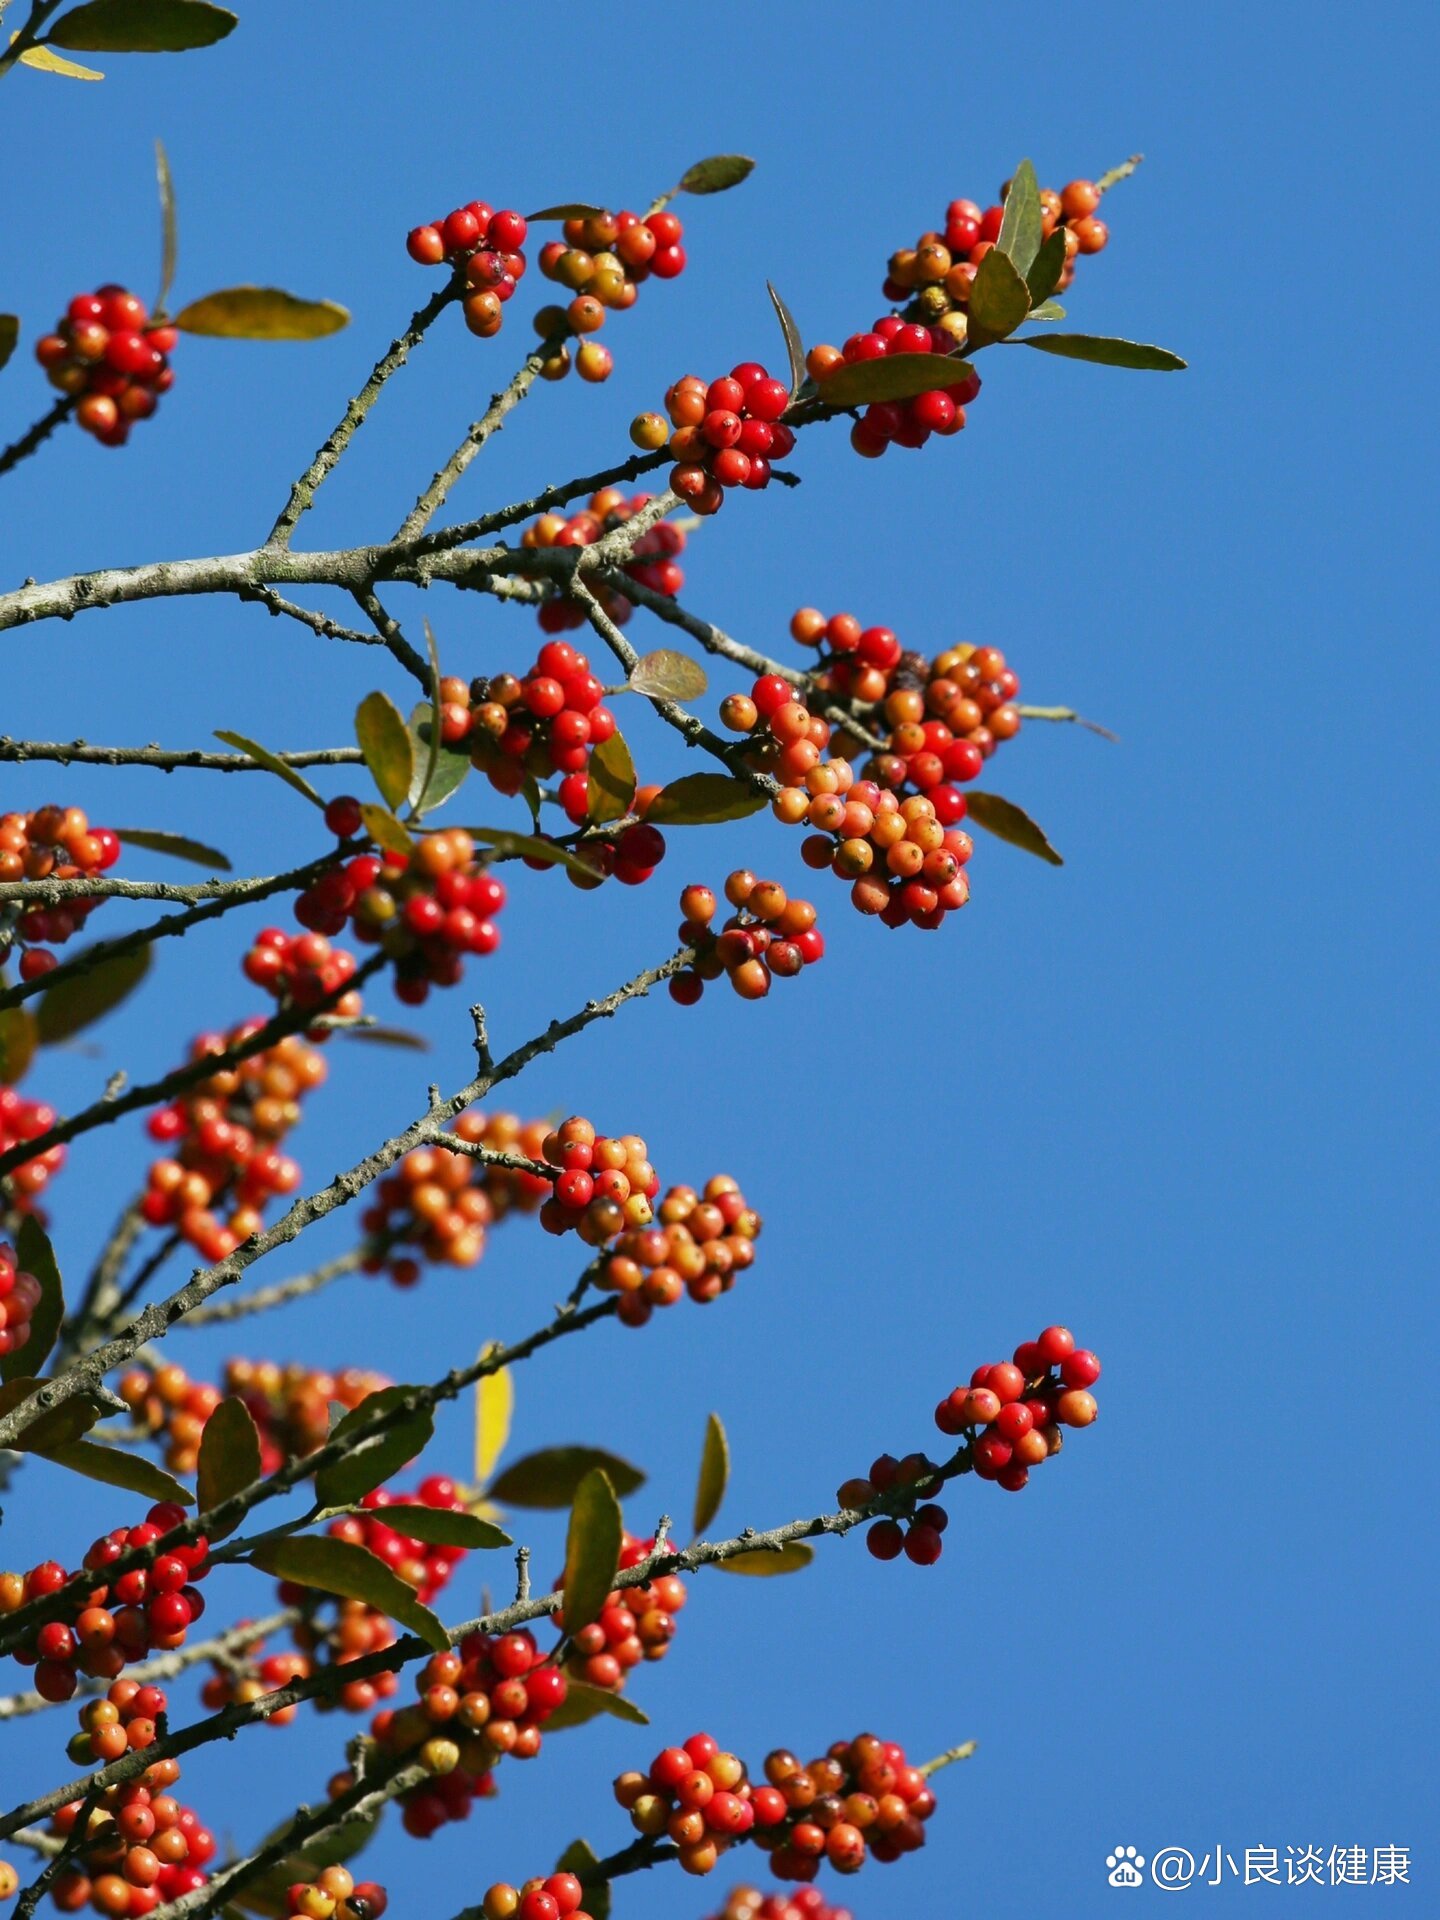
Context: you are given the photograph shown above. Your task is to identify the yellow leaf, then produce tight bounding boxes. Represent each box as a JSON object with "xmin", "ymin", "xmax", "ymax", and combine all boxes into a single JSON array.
[
  {"xmin": 13, "ymin": 37, "xmax": 104, "ymax": 78},
  {"xmin": 474, "ymin": 1347, "xmax": 513, "ymax": 1486}
]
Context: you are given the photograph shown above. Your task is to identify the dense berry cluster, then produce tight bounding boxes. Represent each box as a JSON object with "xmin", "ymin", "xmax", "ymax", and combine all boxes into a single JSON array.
[
  {"xmin": 143, "ymin": 1026, "xmax": 324, "ymax": 1260},
  {"xmin": 405, "ymin": 201, "xmax": 529, "ymax": 341},
  {"xmin": 324, "ymin": 1481, "xmax": 470, "ymax": 1608},
  {"xmin": 520, "ymin": 489, "xmax": 687, "ymax": 633},
  {"xmin": 434, "ymin": 639, "xmax": 617, "ymax": 798},
  {"xmin": 840, "ymin": 1453, "xmax": 951, "ymax": 1567},
  {"xmin": 934, "ymin": 1325, "xmax": 1101, "ymax": 1492},
  {"xmin": 66, "ymin": 1678, "xmax": 173, "ymax": 1769},
  {"xmin": 531, "ymin": 206, "xmax": 690, "ymax": 384},
  {"xmin": 0, "ymin": 1238, "xmax": 42, "ymax": 1356},
  {"xmin": 117, "ymin": 1357, "xmax": 388, "ymax": 1477},
  {"xmin": 0, "ymin": 1501, "xmax": 208, "ymax": 1702},
  {"xmin": 33, "ymin": 288, "xmax": 177, "ymax": 448},
  {"xmin": 709, "ymin": 1888, "xmax": 853, "ymax": 1920},
  {"xmin": 662, "ymin": 366, "xmax": 797, "ymax": 513},
  {"xmin": 597, "ymin": 1173, "xmax": 761, "ymax": 1328},
  {"xmin": 295, "ymin": 833, "xmax": 506, "ymax": 1005},
  {"xmin": 670, "ymin": 877, "xmax": 825, "ymax": 1005},
  {"xmin": 241, "ymin": 927, "xmax": 364, "ymax": 1019},
  {"xmin": 885, "ymin": 177, "xmax": 1110, "ymax": 326},
  {"xmin": 47, "ymin": 1754, "xmax": 216, "ymax": 1916},
  {"xmin": 1, "ymin": 804, "xmax": 121, "ymax": 978},
  {"xmin": 363, "ymin": 1110, "xmax": 550, "ymax": 1279},
  {"xmin": 284, "ymin": 1869, "xmax": 386, "ymax": 1920},
  {"xmin": 479, "ymin": 1871, "xmax": 593, "ymax": 1920},
  {"xmin": 535, "ymin": 1116, "xmax": 660, "ymax": 1241},
  {"xmin": 807, "ymin": 325, "xmax": 980, "ymax": 458},
  {"xmin": 557, "ymin": 1532, "xmax": 688, "ymax": 1692},
  {"xmin": 0, "ymin": 1088, "xmax": 65, "ymax": 1215}
]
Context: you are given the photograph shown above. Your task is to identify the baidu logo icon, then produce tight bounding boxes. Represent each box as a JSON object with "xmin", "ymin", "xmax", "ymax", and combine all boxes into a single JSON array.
[{"xmin": 1106, "ymin": 1846, "xmax": 1147, "ymax": 1887}]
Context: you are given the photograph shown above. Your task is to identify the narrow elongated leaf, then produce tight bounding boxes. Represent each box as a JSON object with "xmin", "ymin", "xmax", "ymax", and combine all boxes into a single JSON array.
[
  {"xmin": 1011, "ymin": 333, "xmax": 1187, "ymax": 371},
  {"xmin": 50, "ymin": 0, "xmax": 235, "ymax": 49},
  {"xmin": 964, "ymin": 790, "xmax": 1064, "ymax": 865},
  {"xmin": 967, "ymin": 247, "xmax": 1032, "ymax": 342},
  {"xmin": 376, "ymin": 1506, "xmax": 510, "ymax": 1550},
  {"xmin": 527, "ymin": 203, "xmax": 604, "ymax": 220},
  {"xmin": 415, "ymin": 621, "xmax": 444, "ymax": 815},
  {"xmin": 563, "ymin": 1468, "xmax": 622, "ymax": 1633},
  {"xmin": 355, "ymin": 690, "xmax": 415, "ymax": 810},
  {"xmin": 462, "ymin": 828, "xmax": 593, "ymax": 879},
  {"xmin": 646, "ymin": 774, "xmax": 767, "ymax": 826},
  {"xmin": 714, "ymin": 1541, "xmax": 815, "ymax": 1576},
  {"xmin": 555, "ymin": 1839, "xmax": 611, "ymax": 1920},
  {"xmin": 43, "ymin": 1439, "xmax": 194, "ymax": 1505},
  {"xmin": 586, "ymin": 730, "xmax": 636, "ymax": 825},
  {"xmin": 692, "ymin": 1412, "xmax": 729, "ymax": 1537},
  {"xmin": 314, "ymin": 1386, "xmax": 434, "ymax": 1509},
  {"xmin": 14, "ymin": 40, "xmax": 103, "ymax": 77},
  {"xmin": 116, "ymin": 827, "xmax": 231, "ymax": 870},
  {"xmin": 174, "ymin": 288, "xmax": 349, "ymax": 340},
  {"xmin": 541, "ymin": 1681, "xmax": 651, "ymax": 1733},
  {"xmin": 628, "ymin": 650, "xmax": 708, "ymax": 701},
  {"xmin": 406, "ymin": 704, "xmax": 471, "ymax": 815},
  {"xmin": 358, "ymin": 803, "xmax": 414, "ymax": 859},
  {"xmin": 679, "ymin": 154, "xmax": 754, "ymax": 195},
  {"xmin": 0, "ymin": 1377, "xmax": 106, "ymax": 1452},
  {"xmin": 0, "ymin": 1008, "xmax": 38, "ymax": 1085},
  {"xmin": 213, "ymin": 731, "xmax": 323, "ymax": 806},
  {"xmin": 0, "ymin": 316, "xmax": 18, "ymax": 372},
  {"xmin": 488, "ymin": 1445, "xmax": 646, "ymax": 1510},
  {"xmin": 36, "ymin": 943, "xmax": 151, "ymax": 1043},
  {"xmin": 1025, "ymin": 228, "xmax": 1068, "ymax": 305},
  {"xmin": 249, "ymin": 1535, "xmax": 448, "ymax": 1651},
  {"xmin": 197, "ymin": 1395, "xmax": 262, "ymax": 1530},
  {"xmin": 996, "ymin": 159, "xmax": 1043, "ymax": 276},
  {"xmin": 816, "ymin": 351, "xmax": 968, "ymax": 409},
  {"xmin": 767, "ymin": 281, "xmax": 805, "ymax": 397},
  {"xmin": 2, "ymin": 1217, "xmax": 64, "ymax": 1382},
  {"xmin": 155, "ymin": 138, "xmax": 178, "ymax": 315},
  {"xmin": 474, "ymin": 1351, "xmax": 512, "ymax": 1486},
  {"xmin": 341, "ymin": 1025, "xmax": 430, "ymax": 1051}
]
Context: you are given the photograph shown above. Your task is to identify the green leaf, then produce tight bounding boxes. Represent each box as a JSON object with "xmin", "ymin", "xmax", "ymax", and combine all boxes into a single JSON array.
[
  {"xmin": 0, "ymin": 316, "xmax": 18, "ymax": 373},
  {"xmin": 174, "ymin": 287, "xmax": 349, "ymax": 340},
  {"xmin": 1010, "ymin": 332, "xmax": 1187, "ymax": 371},
  {"xmin": 815, "ymin": 351, "xmax": 969, "ymax": 409},
  {"xmin": 646, "ymin": 774, "xmax": 768, "ymax": 826},
  {"xmin": 1025, "ymin": 229, "xmax": 1068, "ymax": 306},
  {"xmin": 767, "ymin": 281, "xmax": 805, "ymax": 398},
  {"xmin": 586, "ymin": 730, "xmax": 636, "ymax": 825},
  {"xmin": 0, "ymin": 1376, "xmax": 106, "ymax": 1452},
  {"xmin": 197, "ymin": 1394, "xmax": 262, "ymax": 1532},
  {"xmin": 996, "ymin": 159, "xmax": 1043, "ymax": 276},
  {"xmin": 35, "ymin": 943, "xmax": 151, "ymax": 1043},
  {"xmin": 42, "ymin": 1439, "xmax": 194, "ymax": 1506},
  {"xmin": 213, "ymin": 731, "xmax": 324, "ymax": 806},
  {"xmin": 355, "ymin": 690, "xmax": 415, "ymax": 811},
  {"xmin": 714, "ymin": 1541, "xmax": 815, "ymax": 1576},
  {"xmin": 358, "ymin": 803, "xmax": 414, "ymax": 858},
  {"xmin": 967, "ymin": 247, "xmax": 1032, "ymax": 343},
  {"xmin": 692, "ymin": 1411, "xmax": 729, "ymax": 1537},
  {"xmin": 249, "ymin": 1535, "xmax": 448, "ymax": 1651},
  {"xmin": 474, "ymin": 1348, "xmax": 512, "ymax": 1487},
  {"xmin": 2, "ymin": 1216, "xmax": 64, "ymax": 1382},
  {"xmin": 154, "ymin": 138, "xmax": 178, "ymax": 316},
  {"xmin": 116, "ymin": 827, "xmax": 231, "ymax": 871},
  {"xmin": 0, "ymin": 1007, "xmax": 38, "ymax": 1085},
  {"xmin": 555, "ymin": 1839, "xmax": 611, "ymax": 1920},
  {"xmin": 541, "ymin": 1681, "xmax": 651, "ymax": 1734},
  {"xmin": 50, "ymin": 0, "xmax": 235, "ymax": 50},
  {"xmin": 13, "ymin": 39, "xmax": 103, "ymax": 77},
  {"xmin": 461, "ymin": 828, "xmax": 594, "ymax": 879},
  {"xmin": 406, "ymin": 705, "xmax": 471, "ymax": 816},
  {"xmin": 964, "ymin": 790, "xmax": 1064, "ymax": 865},
  {"xmin": 1028, "ymin": 300, "xmax": 1066, "ymax": 321},
  {"xmin": 679, "ymin": 154, "xmax": 755, "ymax": 195},
  {"xmin": 527, "ymin": 203, "xmax": 605, "ymax": 221},
  {"xmin": 488, "ymin": 1445, "xmax": 646, "ymax": 1510},
  {"xmin": 314, "ymin": 1386, "xmax": 434, "ymax": 1510},
  {"xmin": 372, "ymin": 1505, "xmax": 511, "ymax": 1550},
  {"xmin": 562, "ymin": 1468, "xmax": 622, "ymax": 1634},
  {"xmin": 628, "ymin": 650, "xmax": 708, "ymax": 702}
]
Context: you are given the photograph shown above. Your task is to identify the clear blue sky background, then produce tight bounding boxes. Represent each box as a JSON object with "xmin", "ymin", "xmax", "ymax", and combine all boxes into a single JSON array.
[{"xmin": 2, "ymin": 2, "xmax": 1434, "ymax": 1913}]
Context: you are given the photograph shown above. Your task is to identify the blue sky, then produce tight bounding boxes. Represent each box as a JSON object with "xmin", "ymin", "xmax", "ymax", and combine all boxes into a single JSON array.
[{"xmin": 1, "ymin": 1, "xmax": 1434, "ymax": 1913}]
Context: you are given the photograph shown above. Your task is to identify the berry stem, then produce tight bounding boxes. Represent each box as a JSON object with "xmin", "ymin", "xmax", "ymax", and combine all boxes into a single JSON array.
[
  {"xmin": 0, "ymin": 397, "xmax": 74, "ymax": 477},
  {"xmin": 1096, "ymin": 153, "xmax": 1145, "ymax": 194}
]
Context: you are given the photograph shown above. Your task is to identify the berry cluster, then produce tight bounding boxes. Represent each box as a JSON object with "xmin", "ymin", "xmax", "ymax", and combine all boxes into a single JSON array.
[
  {"xmin": 670, "ymin": 877, "xmax": 825, "ymax": 1005},
  {"xmin": 806, "ymin": 324, "xmax": 980, "ymax": 458},
  {"xmin": 362, "ymin": 1110, "xmax": 552, "ymax": 1280},
  {"xmin": 719, "ymin": 674, "xmax": 833, "ymax": 787},
  {"xmin": 709, "ymin": 1889, "xmax": 853, "ymax": 1920},
  {"xmin": 838, "ymin": 1452, "xmax": 951, "ymax": 1567},
  {"xmin": 117, "ymin": 1357, "xmax": 388, "ymax": 1477},
  {"xmin": 0, "ymin": 1088, "xmax": 65, "ymax": 1215},
  {"xmin": 1, "ymin": 805, "xmax": 121, "ymax": 978},
  {"xmin": 0, "ymin": 1238, "xmax": 42, "ymax": 1356},
  {"xmin": 437, "ymin": 640, "xmax": 618, "ymax": 798},
  {"xmin": 33, "ymin": 288, "xmax": 177, "ymax": 448},
  {"xmin": 299, "ymin": 834, "xmax": 506, "ymax": 1006},
  {"xmin": 371, "ymin": 1629, "xmax": 567, "ymax": 1837},
  {"xmin": 405, "ymin": 202, "xmax": 529, "ymax": 340},
  {"xmin": 143, "ymin": 1026, "xmax": 323, "ymax": 1260},
  {"xmin": 478, "ymin": 1872, "xmax": 593, "ymax": 1920},
  {"xmin": 662, "ymin": 366, "xmax": 797, "ymax": 514},
  {"xmin": 198, "ymin": 1628, "xmax": 309, "ymax": 1726},
  {"xmin": 792, "ymin": 776, "xmax": 973, "ymax": 932},
  {"xmin": 323, "ymin": 1480, "xmax": 470, "ymax": 1608},
  {"xmin": 284, "ymin": 1870, "xmax": 387, "ymax": 1920},
  {"xmin": 557, "ymin": 1531, "xmax": 688, "ymax": 1693},
  {"xmin": 66, "ymin": 1678, "xmax": 172, "ymax": 1769},
  {"xmin": 241, "ymin": 928, "xmax": 364, "ymax": 1019},
  {"xmin": 521, "ymin": 489, "xmax": 687, "ymax": 634},
  {"xmin": 0, "ymin": 1501, "xmax": 208, "ymax": 1703},
  {"xmin": 614, "ymin": 1734, "xmax": 757, "ymax": 1876},
  {"xmin": 46, "ymin": 1757, "xmax": 215, "ymax": 1917},
  {"xmin": 535, "ymin": 1117, "xmax": 660, "ymax": 1241},
  {"xmin": 597, "ymin": 1174, "xmax": 762, "ymax": 1328},
  {"xmin": 532, "ymin": 206, "xmax": 690, "ymax": 384},
  {"xmin": 934, "ymin": 1325, "xmax": 1101, "ymax": 1492}
]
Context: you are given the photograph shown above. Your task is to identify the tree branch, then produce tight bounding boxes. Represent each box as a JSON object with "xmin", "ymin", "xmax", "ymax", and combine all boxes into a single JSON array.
[
  {"xmin": 0, "ymin": 737, "xmax": 365, "ymax": 776},
  {"xmin": 0, "ymin": 398, "xmax": 75, "ymax": 477}
]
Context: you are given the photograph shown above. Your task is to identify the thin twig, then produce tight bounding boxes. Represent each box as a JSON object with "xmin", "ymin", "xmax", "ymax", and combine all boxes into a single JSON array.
[
  {"xmin": 0, "ymin": 398, "xmax": 75, "ymax": 477},
  {"xmin": 0, "ymin": 737, "xmax": 365, "ymax": 775}
]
